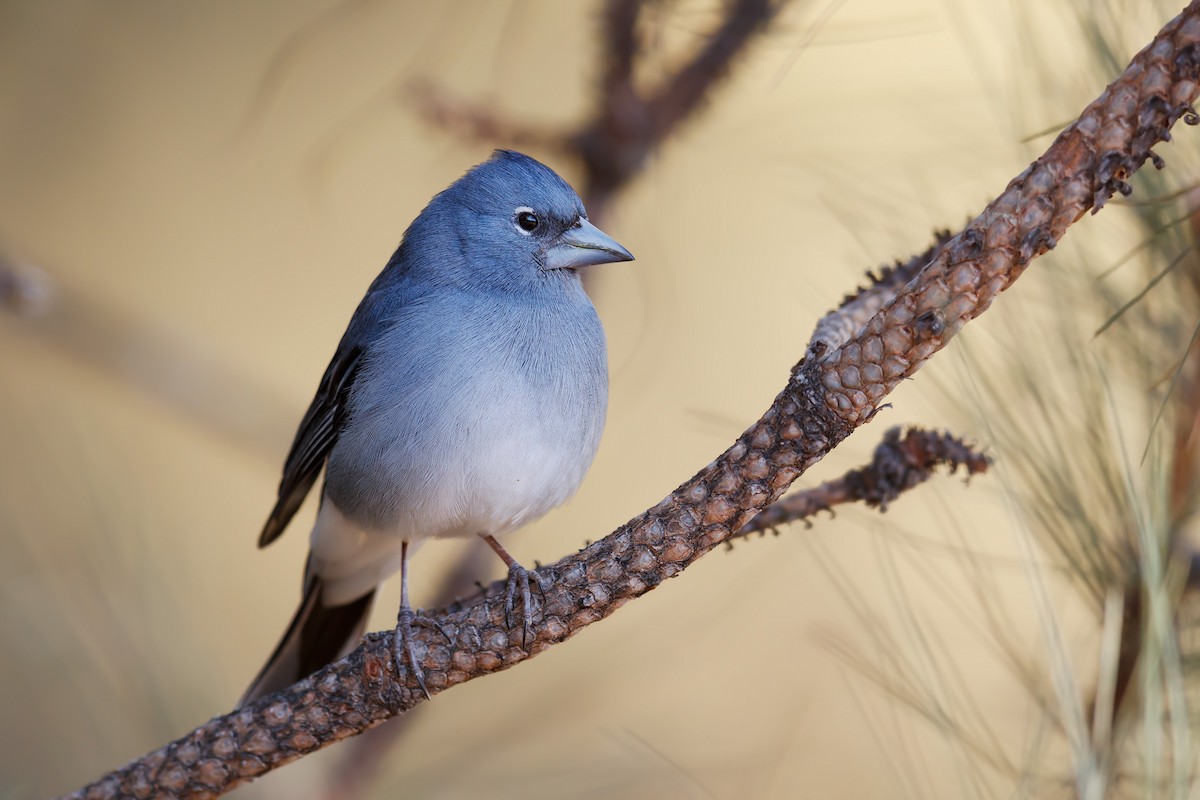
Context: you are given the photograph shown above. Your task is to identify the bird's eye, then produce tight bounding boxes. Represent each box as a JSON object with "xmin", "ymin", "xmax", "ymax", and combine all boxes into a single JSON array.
[{"xmin": 515, "ymin": 209, "xmax": 540, "ymax": 233}]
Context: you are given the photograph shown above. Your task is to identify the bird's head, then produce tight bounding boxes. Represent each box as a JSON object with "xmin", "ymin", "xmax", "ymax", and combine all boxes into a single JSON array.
[{"xmin": 426, "ymin": 150, "xmax": 633, "ymax": 290}]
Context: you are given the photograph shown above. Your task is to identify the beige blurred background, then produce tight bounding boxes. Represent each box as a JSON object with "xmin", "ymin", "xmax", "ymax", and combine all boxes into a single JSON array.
[{"xmin": 1, "ymin": 1, "xmax": 1189, "ymax": 798}]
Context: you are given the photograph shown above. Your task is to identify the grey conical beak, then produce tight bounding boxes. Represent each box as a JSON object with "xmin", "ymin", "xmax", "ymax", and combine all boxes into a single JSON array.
[{"xmin": 542, "ymin": 218, "xmax": 634, "ymax": 270}]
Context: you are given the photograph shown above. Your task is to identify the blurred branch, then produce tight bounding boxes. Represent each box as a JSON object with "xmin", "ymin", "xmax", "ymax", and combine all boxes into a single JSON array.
[
  {"xmin": 407, "ymin": 80, "xmax": 567, "ymax": 154},
  {"xmin": 733, "ymin": 426, "xmax": 990, "ymax": 541},
  {"xmin": 0, "ymin": 252, "xmax": 53, "ymax": 316},
  {"xmin": 60, "ymin": 4, "xmax": 1200, "ymax": 798},
  {"xmin": 413, "ymin": 0, "xmax": 785, "ymax": 221},
  {"xmin": 0, "ymin": 252, "xmax": 296, "ymax": 458}
]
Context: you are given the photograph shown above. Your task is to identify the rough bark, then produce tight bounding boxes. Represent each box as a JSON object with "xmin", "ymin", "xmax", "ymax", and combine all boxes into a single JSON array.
[{"xmin": 733, "ymin": 426, "xmax": 990, "ymax": 540}]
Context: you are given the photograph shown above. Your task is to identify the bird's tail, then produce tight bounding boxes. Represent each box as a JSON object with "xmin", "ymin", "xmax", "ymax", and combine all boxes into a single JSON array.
[{"xmin": 239, "ymin": 567, "xmax": 376, "ymax": 708}]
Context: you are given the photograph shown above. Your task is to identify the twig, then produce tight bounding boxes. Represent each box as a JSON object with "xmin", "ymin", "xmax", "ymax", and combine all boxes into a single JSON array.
[
  {"xmin": 734, "ymin": 426, "xmax": 990, "ymax": 541},
  {"xmin": 0, "ymin": 252, "xmax": 52, "ymax": 317},
  {"xmin": 406, "ymin": 80, "xmax": 567, "ymax": 156},
  {"xmin": 61, "ymin": 4, "xmax": 1200, "ymax": 798},
  {"xmin": 575, "ymin": 0, "xmax": 781, "ymax": 219},
  {"xmin": 413, "ymin": 0, "xmax": 784, "ymax": 222}
]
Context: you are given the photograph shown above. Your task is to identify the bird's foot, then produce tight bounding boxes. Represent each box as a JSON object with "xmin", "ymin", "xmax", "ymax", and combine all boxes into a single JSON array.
[
  {"xmin": 503, "ymin": 562, "xmax": 550, "ymax": 648},
  {"xmin": 393, "ymin": 606, "xmax": 431, "ymax": 700}
]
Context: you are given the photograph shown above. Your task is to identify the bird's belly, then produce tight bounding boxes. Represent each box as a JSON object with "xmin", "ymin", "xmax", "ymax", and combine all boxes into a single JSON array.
[
  {"xmin": 312, "ymin": 409, "xmax": 593, "ymax": 605},
  {"xmin": 438, "ymin": 417, "xmax": 590, "ymax": 536},
  {"xmin": 324, "ymin": 368, "xmax": 604, "ymax": 542}
]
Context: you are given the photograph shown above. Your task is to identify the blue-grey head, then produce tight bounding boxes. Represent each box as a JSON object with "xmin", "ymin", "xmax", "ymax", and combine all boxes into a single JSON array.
[{"xmin": 403, "ymin": 150, "xmax": 633, "ymax": 290}]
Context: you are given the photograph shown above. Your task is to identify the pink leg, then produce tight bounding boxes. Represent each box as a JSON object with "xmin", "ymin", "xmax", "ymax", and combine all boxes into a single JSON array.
[
  {"xmin": 393, "ymin": 541, "xmax": 430, "ymax": 699},
  {"xmin": 479, "ymin": 534, "xmax": 545, "ymax": 648}
]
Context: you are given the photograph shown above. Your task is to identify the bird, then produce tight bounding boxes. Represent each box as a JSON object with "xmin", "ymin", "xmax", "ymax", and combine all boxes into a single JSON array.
[{"xmin": 240, "ymin": 150, "xmax": 633, "ymax": 706}]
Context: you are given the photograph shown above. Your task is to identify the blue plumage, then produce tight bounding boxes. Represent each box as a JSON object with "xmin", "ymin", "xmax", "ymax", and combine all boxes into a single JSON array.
[{"xmin": 242, "ymin": 150, "xmax": 633, "ymax": 704}]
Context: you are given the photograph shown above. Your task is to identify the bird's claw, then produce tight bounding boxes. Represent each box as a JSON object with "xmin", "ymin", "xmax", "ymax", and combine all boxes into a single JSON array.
[
  {"xmin": 503, "ymin": 563, "xmax": 547, "ymax": 648},
  {"xmin": 414, "ymin": 613, "xmax": 454, "ymax": 644},
  {"xmin": 394, "ymin": 606, "xmax": 431, "ymax": 700}
]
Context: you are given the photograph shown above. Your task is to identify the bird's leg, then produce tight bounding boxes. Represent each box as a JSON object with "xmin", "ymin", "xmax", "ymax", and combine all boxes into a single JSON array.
[
  {"xmin": 479, "ymin": 533, "xmax": 546, "ymax": 648},
  {"xmin": 394, "ymin": 541, "xmax": 431, "ymax": 700}
]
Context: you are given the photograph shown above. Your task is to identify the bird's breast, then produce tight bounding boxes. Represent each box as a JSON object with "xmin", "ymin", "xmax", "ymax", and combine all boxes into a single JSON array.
[{"xmin": 323, "ymin": 290, "xmax": 608, "ymax": 540}]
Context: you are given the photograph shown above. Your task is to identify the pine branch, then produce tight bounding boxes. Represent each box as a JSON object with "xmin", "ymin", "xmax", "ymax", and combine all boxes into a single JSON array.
[{"xmin": 733, "ymin": 426, "xmax": 990, "ymax": 541}]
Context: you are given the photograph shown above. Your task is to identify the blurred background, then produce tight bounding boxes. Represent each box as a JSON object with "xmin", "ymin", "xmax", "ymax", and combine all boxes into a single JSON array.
[{"xmin": 3, "ymin": 1, "xmax": 1200, "ymax": 797}]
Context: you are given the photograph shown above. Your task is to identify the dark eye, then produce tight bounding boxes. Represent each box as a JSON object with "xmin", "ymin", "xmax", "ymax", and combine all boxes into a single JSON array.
[{"xmin": 516, "ymin": 210, "xmax": 540, "ymax": 232}]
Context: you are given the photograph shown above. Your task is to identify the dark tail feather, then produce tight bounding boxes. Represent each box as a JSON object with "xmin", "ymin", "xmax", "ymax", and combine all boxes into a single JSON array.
[{"xmin": 239, "ymin": 575, "xmax": 376, "ymax": 708}]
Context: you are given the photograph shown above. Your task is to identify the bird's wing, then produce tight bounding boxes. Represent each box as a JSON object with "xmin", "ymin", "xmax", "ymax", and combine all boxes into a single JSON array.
[
  {"xmin": 258, "ymin": 264, "xmax": 406, "ymax": 548},
  {"xmin": 258, "ymin": 340, "xmax": 363, "ymax": 548}
]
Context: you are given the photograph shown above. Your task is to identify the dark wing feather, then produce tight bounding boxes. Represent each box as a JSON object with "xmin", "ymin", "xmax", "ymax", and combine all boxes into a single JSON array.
[
  {"xmin": 256, "ymin": 246, "xmax": 412, "ymax": 548},
  {"xmin": 258, "ymin": 344, "xmax": 363, "ymax": 547}
]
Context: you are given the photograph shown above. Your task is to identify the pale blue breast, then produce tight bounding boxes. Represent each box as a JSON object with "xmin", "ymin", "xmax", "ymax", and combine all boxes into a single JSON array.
[{"xmin": 324, "ymin": 279, "xmax": 607, "ymax": 541}]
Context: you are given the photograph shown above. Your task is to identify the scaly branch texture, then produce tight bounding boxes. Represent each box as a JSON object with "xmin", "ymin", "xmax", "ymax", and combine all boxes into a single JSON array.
[
  {"xmin": 733, "ymin": 426, "xmax": 990, "ymax": 540},
  {"xmin": 64, "ymin": 4, "xmax": 1200, "ymax": 798},
  {"xmin": 808, "ymin": 230, "xmax": 954, "ymax": 358}
]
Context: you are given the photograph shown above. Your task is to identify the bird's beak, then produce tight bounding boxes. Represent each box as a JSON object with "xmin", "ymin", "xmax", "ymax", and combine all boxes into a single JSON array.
[{"xmin": 542, "ymin": 218, "xmax": 634, "ymax": 270}]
